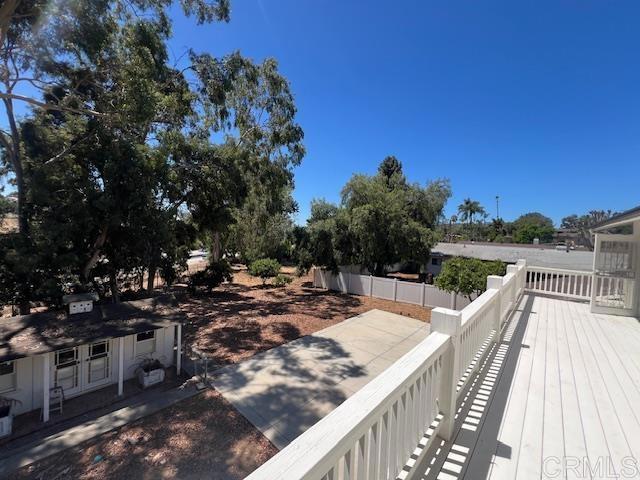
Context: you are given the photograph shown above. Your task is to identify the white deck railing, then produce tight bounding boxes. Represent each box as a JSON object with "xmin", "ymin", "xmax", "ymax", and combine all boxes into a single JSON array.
[
  {"xmin": 247, "ymin": 261, "xmax": 528, "ymax": 480},
  {"xmin": 525, "ymin": 266, "xmax": 592, "ymax": 300}
]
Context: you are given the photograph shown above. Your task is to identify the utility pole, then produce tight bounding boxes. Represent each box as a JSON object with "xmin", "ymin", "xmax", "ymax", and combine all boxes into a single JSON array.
[{"xmin": 496, "ymin": 195, "xmax": 500, "ymax": 219}]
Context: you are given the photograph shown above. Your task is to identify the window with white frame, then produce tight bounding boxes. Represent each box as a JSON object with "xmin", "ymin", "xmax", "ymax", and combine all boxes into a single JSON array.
[
  {"xmin": 87, "ymin": 341, "xmax": 110, "ymax": 383},
  {"xmin": 0, "ymin": 361, "xmax": 16, "ymax": 393},
  {"xmin": 135, "ymin": 330, "xmax": 156, "ymax": 356},
  {"xmin": 55, "ymin": 347, "xmax": 79, "ymax": 390}
]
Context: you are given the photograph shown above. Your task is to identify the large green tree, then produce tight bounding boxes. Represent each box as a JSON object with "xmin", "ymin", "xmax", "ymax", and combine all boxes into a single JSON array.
[
  {"xmin": 306, "ymin": 159, "xmax": 451, "ymax": 276},
  {"xmin": 0, "ymin": 0, "xmax": 304, "ymax": 311},
  {"xmin": 512, "ymin": 212, "xmax": 555, "ymax": 244}
]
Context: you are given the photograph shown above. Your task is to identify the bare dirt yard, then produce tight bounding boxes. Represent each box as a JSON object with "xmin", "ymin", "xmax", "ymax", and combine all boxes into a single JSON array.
[
  {"xmin": 8, "ymin": 268, "xmax": 431, "ymax": 479},
  {"xmin": 181, "ymin": 268, "xmax": 431, "ymax": 365}
]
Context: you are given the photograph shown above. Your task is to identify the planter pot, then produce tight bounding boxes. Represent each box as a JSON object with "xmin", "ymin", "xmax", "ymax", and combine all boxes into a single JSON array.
[
  {"xmin": 0, "ymin": 414, "xmax": 13, "ymax": 438},
  {"xmin": 137, "ymin": 368, "xmax": 165, "ymax": 388}
]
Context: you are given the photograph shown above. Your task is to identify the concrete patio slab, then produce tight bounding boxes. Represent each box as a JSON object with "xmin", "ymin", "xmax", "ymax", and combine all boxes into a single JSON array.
[{"xmin": 211, "ymin": 309, "xmax": 430, "ymax": 449}]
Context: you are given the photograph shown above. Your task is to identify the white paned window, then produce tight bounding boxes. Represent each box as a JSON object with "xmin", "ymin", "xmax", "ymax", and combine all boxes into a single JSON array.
[
  {"xmin": 87, "ymin": 341, "xmax": 110, "ymax": 383},
  {"xmin": 0, "ymin": 361, "xmax": 16, "ymax": 393},
  {"xmin": 55, "ymin": 347, "xmax": 79, "ymax": 390},
  {"xmin": 135, "ymin": 330, "xmax": 156, "ymax": 356}
]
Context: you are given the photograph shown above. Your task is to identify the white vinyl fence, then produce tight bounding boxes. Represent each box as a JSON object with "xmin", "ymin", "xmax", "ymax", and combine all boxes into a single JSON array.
[
  {"xmin": 247, "ymin": 260, "xmax": 528, "ymax": 480},
  {"xmin": 313, "ymin": 269, "xmax": 473, "ymax": 310}
]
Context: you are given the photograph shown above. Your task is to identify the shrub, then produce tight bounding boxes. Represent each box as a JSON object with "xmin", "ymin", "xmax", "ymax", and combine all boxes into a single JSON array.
[
  {"xmin": 248, "ymin": 258, "xmax": 281, "ymax": 285},
  {"xmin": 435, "ymin": 257, "xmax": 506, "ymax": 301},
  {"xmin": 295, "ymin": 248, "xmax": 313, "ymax": 276},
  {"xmin": 273, "ymin": 274, "xmax": 293, "ymax": 287},
  {"xmin": 189, "ymin": 260, "xmax": 233, "ymax": 293}
]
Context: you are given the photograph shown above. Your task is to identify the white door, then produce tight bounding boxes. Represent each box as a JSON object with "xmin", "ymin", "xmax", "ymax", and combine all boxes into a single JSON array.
[
  {"xmin": 52, "ymin": 341, "xmax": 113, "ymax": 397},
  {"xmin": 591, "ymin": 233, "xmax": 637, "ymax": 315},
  {"xmin": 82, "ymin": 340, "xmax": 112, "ymax": 391},
  {"xmin": 53, "ymin": 347, "xmax": 81, "ymax": 396}
]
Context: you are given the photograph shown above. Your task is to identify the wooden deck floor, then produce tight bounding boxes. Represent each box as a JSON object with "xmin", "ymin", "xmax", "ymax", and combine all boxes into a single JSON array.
[{"xmin": 417, "ymin": 294, "xmax": 640, "ymax": 480}]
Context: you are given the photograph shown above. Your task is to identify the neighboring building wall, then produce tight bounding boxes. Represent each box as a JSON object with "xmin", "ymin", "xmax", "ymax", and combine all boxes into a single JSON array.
[
  {"xmin": 1, "ymin": 326, "xmax": 176, "ymax": 415},
  {"xmin": 426, "ymin": 255, "xmax": 444, "ymax": 277},
  {"xmin": 431, "ymin": 242, "xmax": 594, "ymax": 270}
]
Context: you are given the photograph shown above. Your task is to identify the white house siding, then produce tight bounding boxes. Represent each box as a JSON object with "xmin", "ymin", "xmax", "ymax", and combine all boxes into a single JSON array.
[{"xmin": 3, "ymin": 325, "xmax": 176, "ymax": 416}]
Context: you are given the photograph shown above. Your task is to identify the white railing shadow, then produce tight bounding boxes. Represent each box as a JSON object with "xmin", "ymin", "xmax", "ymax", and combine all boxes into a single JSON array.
[{"xmin": 247, "ymin": 260, "xmax": 529, "ymax": 480}]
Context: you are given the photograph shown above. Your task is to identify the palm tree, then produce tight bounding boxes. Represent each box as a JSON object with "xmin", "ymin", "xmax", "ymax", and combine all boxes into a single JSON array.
[{"xmin": 457, "ymin": 198, "xmax": 486, "ymax": 226}]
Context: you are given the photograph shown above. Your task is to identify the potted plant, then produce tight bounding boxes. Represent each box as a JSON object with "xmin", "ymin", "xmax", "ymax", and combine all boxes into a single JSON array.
[
  {"xmin": 0, "ymin": 397, "xmax": 21, "ymax": 438},
  {"xmin": 134, "ymin": 358, "xmax": 165, "ymax": 389}
]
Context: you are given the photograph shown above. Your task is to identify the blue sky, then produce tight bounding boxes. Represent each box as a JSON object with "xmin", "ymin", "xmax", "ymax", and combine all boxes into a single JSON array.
[
  {"xmin": 167, "ymin": 0, "xmax": 640, "ymax": 225},
  {"xmin": 4, "ymin": 1, "xmax": 639, "ymax": 226}
]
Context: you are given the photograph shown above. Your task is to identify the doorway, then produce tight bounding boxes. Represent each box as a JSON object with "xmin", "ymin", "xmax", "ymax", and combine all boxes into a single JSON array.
[
  {"xmin": 591, "ymin": 233, "xmax": 637, "ymax": 315},
  {"xmin": 52, "ymin": 340, "xmax": 113, "ymax": 397}
]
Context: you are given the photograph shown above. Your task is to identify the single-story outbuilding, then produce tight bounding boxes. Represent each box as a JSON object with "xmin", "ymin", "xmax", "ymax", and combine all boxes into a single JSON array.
[{"xmin": 0, "ymin": 295, "xmax": 183, "ymax": 424}]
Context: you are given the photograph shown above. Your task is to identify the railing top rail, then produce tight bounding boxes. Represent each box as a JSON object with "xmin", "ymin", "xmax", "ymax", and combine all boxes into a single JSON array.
[
  {"xmin": 460, "ymin": 288, "xmax": 498, "ymax": 326},
  {"xmin": 372, "ymin": 276, "xmax": 395, "ymax": 283},
  {"xmin": 526, "ymin": 265, "xmax": 592, "ymax": 275},
  {"xmin": 503, "ymin": 271, "xmax": 516, "ymax": 285},
  {"xmin": 246, "ymin": 331, "xmax": 451, "ymax": 480}
]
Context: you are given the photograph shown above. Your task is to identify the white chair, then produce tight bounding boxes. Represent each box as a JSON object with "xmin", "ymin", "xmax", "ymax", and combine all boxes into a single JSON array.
[{"xmin": 49, "ymin": 386, "xmax": 64, "ymax": 416}]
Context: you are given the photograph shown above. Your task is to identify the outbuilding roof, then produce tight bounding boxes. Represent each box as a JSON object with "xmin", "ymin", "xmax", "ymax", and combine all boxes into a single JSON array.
[
  {"xmin": 0, "ymin": 295, "xmax": 182, "ymax": 362},
  {"xmin": 591, "ymin": 205, "xmax": 640, "ymax": 232}
]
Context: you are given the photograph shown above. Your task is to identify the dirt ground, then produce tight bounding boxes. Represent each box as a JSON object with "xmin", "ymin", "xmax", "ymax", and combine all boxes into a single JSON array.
[
  {"xmin": 181, "ymin": 268, "xmax": 431, "ymax": 365},
  {"xmin": 8, "ymin": 390, "xmax": 277, "ymax": 480},
  {"xmin": 8, "ymin": 268, "xmax": 431, "ymax": 479}
]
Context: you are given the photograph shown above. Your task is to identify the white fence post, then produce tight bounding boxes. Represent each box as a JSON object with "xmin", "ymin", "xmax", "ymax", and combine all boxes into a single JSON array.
[
  {"xmin": 42, "ymin": 353, "xmax": 50, "ymax": 422},
  {"xmin": 421, "ymin": 282, "xmax": 426, "ymax": 307},
  {"xmin": 506, "ymin": 265, "xmax": 518, "ymax": 308},
  {"xmin": 431, "ymin": 307, "xmax": 461, "ymax": 441},
  {"xmin": 450, "ymin": 291, "xmax": 456, "ymax": 310},
  {"xmin": 516, "ymin": 259, "xmax": 527, "ymax": 295},
  {"xmin": 393, "ymin": 278, "xmax": 398, "ymax": 301},
  {"xmin": 369, "ymin": 275, "xmax": 373, "ymax": 297},
  {"xmin": 487, "ymin": 275, "xmax": 503, "ymax": 339}
]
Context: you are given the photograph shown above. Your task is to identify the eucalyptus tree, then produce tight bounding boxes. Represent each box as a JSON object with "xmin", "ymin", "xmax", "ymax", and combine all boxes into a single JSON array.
[{"xmin": 0, "ymin": 0, "xmax": 305, "ymax": 310}]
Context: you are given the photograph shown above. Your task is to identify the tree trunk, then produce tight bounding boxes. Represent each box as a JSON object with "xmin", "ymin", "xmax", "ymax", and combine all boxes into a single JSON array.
[
  {"xmin": 147, "ymin": 263, "xmax": 156, "ymax": 292},
  {"xmin": 374, "ymin": 263, "xmax": 385, "ymax": 277},
  {"xmin": 109, "ymin": 270, "xmax": 119, "ymax": 303},
  {"xmin": 2, "ymin": 97, "xmax": 31, "ymax": 314},
  {"xmin": 212, "ymin": 232, "xmax": 221, "ymax": 262},
  {"xmin": 82, "ymin": 224, "xmax": 109, "ymax": 282}
]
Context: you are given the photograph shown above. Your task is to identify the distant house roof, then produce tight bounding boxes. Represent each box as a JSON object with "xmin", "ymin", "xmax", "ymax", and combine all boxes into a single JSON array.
[
  {"xmin": 0, "ymin": 295, "xmax": 182, "ymax": 362},
  {"xmin": 591, "ymin": 205, "xmax": 640, "ymax": 232},
  {"xmin": 431, "ymin": 242, "xmax": 594, "ymax": 271}
]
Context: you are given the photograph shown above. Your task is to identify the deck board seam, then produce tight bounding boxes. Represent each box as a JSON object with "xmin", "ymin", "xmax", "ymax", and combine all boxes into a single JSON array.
[
  {"xmin": 512, "ymin": 295, "xmax": 543, "ymax": 478},
  {"xmin": 575, "ymin": 302, "xmax": 640, "ymax": 461},
  {"xmin": 565, "ymin": 300, "xmax": 623, "ymax": 475}
]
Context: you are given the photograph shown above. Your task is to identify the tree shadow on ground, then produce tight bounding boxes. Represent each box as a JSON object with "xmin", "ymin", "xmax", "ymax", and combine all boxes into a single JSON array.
[
  {"xmin": 178, "ymin": 282, "xmax": 369, "ymax": 365},
  {"xmin": 7, "ymin": 390, "xmax": 278, "ymax": 480},
  {"xmin": 211, "ymin": 333, "xmax": 370, "ymax": 449}
]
